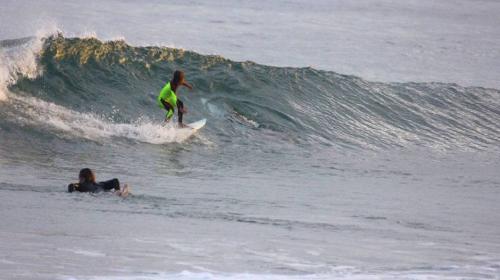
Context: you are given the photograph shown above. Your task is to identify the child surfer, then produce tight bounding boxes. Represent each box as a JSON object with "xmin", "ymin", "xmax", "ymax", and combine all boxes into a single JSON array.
[{"xmin": 157, "ymin": 70, "xmax": 193, "ymax": 127}]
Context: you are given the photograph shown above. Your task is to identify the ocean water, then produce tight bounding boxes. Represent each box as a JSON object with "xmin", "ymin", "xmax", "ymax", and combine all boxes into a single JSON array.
[{"xmin": 1, "ymin": 1, "xmax": 500, "ymax": 280}]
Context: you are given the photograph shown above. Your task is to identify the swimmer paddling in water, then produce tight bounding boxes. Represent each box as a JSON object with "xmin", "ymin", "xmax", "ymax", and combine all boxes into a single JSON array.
[{"xmin": 67, "ymin": 168, "xmax": 129, "ymax": 197}]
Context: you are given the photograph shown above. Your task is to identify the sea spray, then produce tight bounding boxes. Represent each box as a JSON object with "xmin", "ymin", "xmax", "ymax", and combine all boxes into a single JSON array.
[{"xmin": 0, "ymin": 26, "xmax": 59, "ymax": 101}]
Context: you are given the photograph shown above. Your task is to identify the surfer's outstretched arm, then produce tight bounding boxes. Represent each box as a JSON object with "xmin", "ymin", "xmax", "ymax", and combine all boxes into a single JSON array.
[{"xmin": 182, "ymin": 81, "xmax": 193, "ymax": 90}]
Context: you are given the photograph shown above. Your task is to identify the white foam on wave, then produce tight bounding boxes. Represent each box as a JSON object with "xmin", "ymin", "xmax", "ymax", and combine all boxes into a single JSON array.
[
  {"xmin": 0, "ymin": 24, "xmax": 130, "ymax": 102},
  {"xmin": 0, "ymin": 24, "xmax": 59, "ymax": 101},
  {"xmin": 7, "ymin": 94, "xmax": 199, "ymax": 144},
  {"xmin": 0, "ymin": 40, "xmax": 39, "ymax": 101},
  {"xmin": 62, "ymin": 266, "xmax": 500, "ymax": 280},
  {"xmin": 57, "ymin": 247, "xmax": 106, "ymax": 257},
  {"xmin": 0, "ymin": 25, "xmax": 199, "ymax": 144}
]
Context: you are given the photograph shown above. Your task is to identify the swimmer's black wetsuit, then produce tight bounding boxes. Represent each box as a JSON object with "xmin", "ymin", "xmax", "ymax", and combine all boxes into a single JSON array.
[{"xmin": 67, "ymin": 179, "xmax": 120, "ymax": 193}]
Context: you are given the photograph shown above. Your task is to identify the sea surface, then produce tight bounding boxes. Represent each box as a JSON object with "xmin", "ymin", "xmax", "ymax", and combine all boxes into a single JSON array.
[{"xmin": 1, "ymin": 1, "xmax": 500, "ymax": 279}]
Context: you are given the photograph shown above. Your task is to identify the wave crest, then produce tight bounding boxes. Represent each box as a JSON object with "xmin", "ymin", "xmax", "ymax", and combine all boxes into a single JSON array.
[{"xmin": 2, "ymin": 35, "xmax": 500, "ymax": 150}]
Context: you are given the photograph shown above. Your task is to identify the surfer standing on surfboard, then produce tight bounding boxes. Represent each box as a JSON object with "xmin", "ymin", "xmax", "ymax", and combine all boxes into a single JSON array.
[{"xmin": 157, "ymin": 70, "xmax": 193, "ymax": 128}]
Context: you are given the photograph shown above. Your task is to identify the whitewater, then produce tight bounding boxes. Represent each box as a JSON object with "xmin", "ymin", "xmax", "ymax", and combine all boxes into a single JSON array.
[{"xmin": 1, "ymin": 1, "xmax": 500, "ymax": 280}]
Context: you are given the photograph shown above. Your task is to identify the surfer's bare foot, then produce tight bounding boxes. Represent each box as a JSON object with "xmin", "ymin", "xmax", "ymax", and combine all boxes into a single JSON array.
[{"xmin": 178, "ymin": 123, "xmax": 188, "ymax": 128}]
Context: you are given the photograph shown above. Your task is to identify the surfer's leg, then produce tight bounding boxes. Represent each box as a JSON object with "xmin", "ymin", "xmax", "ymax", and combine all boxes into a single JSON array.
[
  {"xmin": 99, "ymin": 179, "xmax": 120, "ymax": 191},
  {"xmin": 161, "ymin": 100, "xmax": 174, "ymax": 121},
  {"xmin": 177, "ymin": 99, "xmax": 184, "ymax": 124},
  {"xmin": 165, "ymin": 109, "xmax": 174, "ymax": 122}
]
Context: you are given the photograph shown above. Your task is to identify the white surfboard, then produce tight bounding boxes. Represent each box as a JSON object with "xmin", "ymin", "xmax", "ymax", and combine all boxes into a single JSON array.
[
  {"xmin": 172, "ymin": 119, "xmax": 206, "ymax": 142},
  {"xmin": 185, "ymin": 118, "xmax": 206, "ymax": 131}
]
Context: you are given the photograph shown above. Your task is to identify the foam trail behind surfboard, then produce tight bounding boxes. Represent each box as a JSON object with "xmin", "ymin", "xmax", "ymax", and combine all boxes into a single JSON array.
[{"xmin": 5, "ymin": 94, "xmax": 201, "ymax": 144}]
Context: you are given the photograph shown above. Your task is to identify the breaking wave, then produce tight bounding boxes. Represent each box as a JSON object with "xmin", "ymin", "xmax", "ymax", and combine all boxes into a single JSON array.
[{"xmin": 1, "ymin": 34, "xmax": 499, "ymax": 149}]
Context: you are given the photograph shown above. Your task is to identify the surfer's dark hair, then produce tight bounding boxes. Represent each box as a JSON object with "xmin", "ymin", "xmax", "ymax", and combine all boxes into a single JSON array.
[
  {"xmin": 79, "ymin": 168, "xmax": 96, "ymax": 184},
  {"xmin": 171, "ymin": 70, "xmax": 185, "ymax": 86}
]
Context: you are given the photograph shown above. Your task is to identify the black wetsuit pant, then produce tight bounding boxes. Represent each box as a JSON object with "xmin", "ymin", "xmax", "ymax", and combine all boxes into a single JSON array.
[
  {"xmin": 97, "ymin": 179, "xmax": 120, "ymax": 191},
  {"xmin": 68, "ymin": 179, "xmax": 120, "ymax": 193},
  {"xmin": 161, "ymin": 99, "xmax": 184, "ymax": 123}
]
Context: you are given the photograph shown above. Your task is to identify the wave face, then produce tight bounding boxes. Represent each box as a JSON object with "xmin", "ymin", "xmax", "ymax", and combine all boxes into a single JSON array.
[{"xmin": 2, "ymin": 35, "xmax": 500, "ymax": 150}]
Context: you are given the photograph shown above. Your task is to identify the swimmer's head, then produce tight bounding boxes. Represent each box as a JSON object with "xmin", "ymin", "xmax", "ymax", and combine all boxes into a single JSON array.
[{"xmin": 79, "ymin": 168, "xmax": 96, "ymax": 184}]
